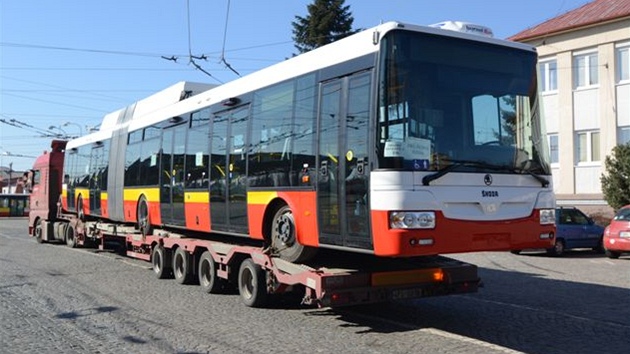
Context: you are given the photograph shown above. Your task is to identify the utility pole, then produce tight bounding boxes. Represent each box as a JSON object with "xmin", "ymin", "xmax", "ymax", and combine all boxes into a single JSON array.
[{"xmin": 8, "ymin": 162, "xmax": 13, "ymax": 194}]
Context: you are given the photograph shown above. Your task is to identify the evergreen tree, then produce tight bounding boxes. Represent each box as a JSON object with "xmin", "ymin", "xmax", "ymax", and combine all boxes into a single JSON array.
[
  {"xmin": 292, "ymin": 0, "xmax": 358, "ymax": 54},
  {"xmin": 600, "ymin": 143, "xmax": 630, "ymax": 210}
]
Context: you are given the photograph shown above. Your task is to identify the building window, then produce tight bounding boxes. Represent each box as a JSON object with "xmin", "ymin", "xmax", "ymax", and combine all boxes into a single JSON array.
[
  {"xmin": 618, "ymin": 45, "xmax": 629, "ymax": 82},
  {"xmin": 576, "ymin": 130, "xmax": 600, "ymax": 163},
  {"xmin": 574, "ymin": 52, "xmax": 598, "ymax": 88},
  {"xmin": 548, "ymin": 134, "xmax": 559, "ymax": 164},
  {"xmin": 539, "ymin": 59, "xmax": 558, "ymax": 92},
  {"xmin": 619, "ymin": 126, "xmax": 630, "ymax": 145}
]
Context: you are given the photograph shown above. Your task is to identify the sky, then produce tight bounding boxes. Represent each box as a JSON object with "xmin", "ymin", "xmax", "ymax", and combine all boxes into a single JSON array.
[{"xmin": 0, "ymin": 0, "xmax": 592, "ymax": 171}]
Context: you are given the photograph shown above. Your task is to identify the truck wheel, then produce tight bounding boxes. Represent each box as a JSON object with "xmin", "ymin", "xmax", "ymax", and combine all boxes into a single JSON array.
[
  {"xmin": 152, "ymin": 245, "xmax": 172, "ymax": 279},
  {"xmin": 65, "ymin": 224, "xmax": 77, "ymax": 248},
  {"xmin": 198, "ymin": 251, "xmax": 224, "ymax": 293},
  {"xmin": 173, "ymin": 247, "xmax": 194, "ymax": 285},
  {"xmin": 271, "ymin": 205, "xmax": 316, "ymax": 263},
  {"xmin": 137, "ymin": 196, "xmax": 153, "ymax": 237},
  {"xmin": 547, "ymin": 239, "xmax": 565, "ymax": 257},
  {"xmin": 34, "ymin": 219, "xmax": 44, "ymax": 243},
  {"xmin": 238, "ymin": 258, "xmax": 268, "ymax": 307}
]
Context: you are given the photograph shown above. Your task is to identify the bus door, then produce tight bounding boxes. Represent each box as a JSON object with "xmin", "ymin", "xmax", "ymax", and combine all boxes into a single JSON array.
[
  {"xmin": 160, "ymin": 123, "xmax": 187, "ymax": 226},
  {"xmin": 210, "ymin": 105, "xmax": 249, "ymax": 234},
  {"xmin": 317, "ymin": 72, "xmax": 372, "ymax": 249},
  {"xmin": 88, "ymin": 143, "xmax": 104, "ymax": 215}
]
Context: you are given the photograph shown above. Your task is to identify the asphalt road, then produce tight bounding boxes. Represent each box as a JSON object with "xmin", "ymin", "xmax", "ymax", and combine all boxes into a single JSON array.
[{"xmin": 1, "ymin": 218, "xmax": 628, "ymax": 354}]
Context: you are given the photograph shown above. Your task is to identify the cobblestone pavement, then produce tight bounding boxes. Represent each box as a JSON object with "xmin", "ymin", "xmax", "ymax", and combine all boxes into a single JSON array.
[{"xmin": 1, "ymin": 218, "xmax": 629, "ymax": 353}]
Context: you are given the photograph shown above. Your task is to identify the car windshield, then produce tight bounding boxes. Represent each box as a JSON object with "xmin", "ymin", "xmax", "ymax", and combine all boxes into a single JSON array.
[
  {"xmin": 376, "ymin": 30, "xmax": 551, "ymax": 176},
  {"xmin": 613, "ymin": 208, "xmax": 630, "ymax": 221}
]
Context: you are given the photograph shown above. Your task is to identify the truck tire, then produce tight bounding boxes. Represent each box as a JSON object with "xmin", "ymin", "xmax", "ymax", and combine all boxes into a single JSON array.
[
  {"xmin": 238, "ymin": 258, "xmax": 268, "ymax": 307},
  {"xmin": 34, "ymin": 219, "xmax": 44, "ymax": 243},
  {"xmin": 152, "ymin": 245, "xmax": 172, "ymax": 279},
  {"xmin": 65, "ymin": 224, "xmax": 77, "ymax": 248},
  {"xmin": 271, "ymin": 205, "xmax": 316, "ymax": 263},
  {"xmin": 173, "ymin": 247, "xmax": 194, "ymax": 285},
  {"xmin": 198, "ymin": 251, "xmax": 224, "ymax": 293}
]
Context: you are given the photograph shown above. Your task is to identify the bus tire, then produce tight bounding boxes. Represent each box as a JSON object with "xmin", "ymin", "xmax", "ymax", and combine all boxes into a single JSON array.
[
  {"xmin": 173, "ymin": 247, "xmax": 194, "ymax": 285},
  {"xmin": 270, "ymin": 204, "xmax": 316, "ymax": 263},
  {"xmin": 198, "ymin": 251, "xmax": 224, "ymax": 293},
  {"xmin": 238, "ymin": 258, "xmax": 268, "ymax": 308},
  {"xmin": 65, "ymin": 224, "xmax": 77, "ymax": 248},
  {"xmin": 77, "ymin": 196, "xmax": 85, "ymax": 222},
  {"xmin": 152, "ymin": 245, "xmax": 172, "ymax": 279},
  {"xmin": 137, "ymin": 196, "xmax": 153, "ymax": 237}
]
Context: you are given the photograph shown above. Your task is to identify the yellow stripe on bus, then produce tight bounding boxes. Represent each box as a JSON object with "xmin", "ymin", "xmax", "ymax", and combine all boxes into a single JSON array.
[
  {"xmin": 75, "ymin": 188, "xmax": 89, "ymax": 198},
  {"xmin": 101, "ymin": 191, "xmax": 108, "ymax": 200},
  {"xmin": 185, "ymin": 191, "xmax": 209, "ymax": 203},
  {"xmin": 123, "ymin": 188, "xmax": 160, "ymax": 203},
  {"xmin": 247, "ymin": 191, "xmax": 278, "ymax": 205}
]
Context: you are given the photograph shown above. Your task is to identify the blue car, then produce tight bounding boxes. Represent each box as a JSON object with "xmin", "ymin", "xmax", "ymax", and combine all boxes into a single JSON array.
[
  {"xmin": 550, "ymin": 207, "xmax": 605, "ymax": 256},
  {"xmin": 512, "ymin": 207, "xmax": 605, "ymax": 256}
]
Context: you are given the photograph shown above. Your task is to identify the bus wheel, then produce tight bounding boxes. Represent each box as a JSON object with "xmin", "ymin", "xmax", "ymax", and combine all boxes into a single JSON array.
[
  {"xmin": 238, "ymin": 258, "xmax": 268, "ymax": 307},
  {"xmin": 137, "ymin": 196, "xmax": 153, "ymax": 237},
  {"xmin": 271, "ymin": 205, "xmax": 316, "ymax": 263},
  {"xmin": 34, "ymin": 219, "xmax": 44, "ymax": 244},
  {"xmin": 77, "ymin": 196, "xmax": 85, "ymax": 222},
  {"xmin": 65, "ymin": 224, "xmax": 77, "ymax": 248},
  {"xmin": 198, "ymin": 251, "xmax": 224, "ymax": 293},
  {"xmin": 152, "ymin": 245, "xmax": 172, "ymax": 279},
  {"xmin": 173, "ymin": 247, "xmax": 194, "ymax": 285}
]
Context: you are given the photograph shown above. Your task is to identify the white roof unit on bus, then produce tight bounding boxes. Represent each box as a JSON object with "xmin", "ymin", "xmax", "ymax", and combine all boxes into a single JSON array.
[{"xmin": 430, "ymin": 21, "xmax": 494, "ymax": 37}]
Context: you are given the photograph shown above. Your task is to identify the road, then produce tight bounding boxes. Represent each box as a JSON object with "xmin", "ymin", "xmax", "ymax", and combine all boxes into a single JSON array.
[{"xmin": 1, "ymin": 218, "xmax": 628, "ymax": 354}]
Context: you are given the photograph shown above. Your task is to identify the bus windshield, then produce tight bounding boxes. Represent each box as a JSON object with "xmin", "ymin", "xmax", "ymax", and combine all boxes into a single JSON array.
[{"xmin": 377, "ymin": 30, "xmax": 551, "ymax": 177}]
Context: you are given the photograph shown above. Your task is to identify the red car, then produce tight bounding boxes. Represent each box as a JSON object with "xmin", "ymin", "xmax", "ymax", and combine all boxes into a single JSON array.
[{"xmin": 603, "ymin": 205, "xmax": 630, "ymax": 259}]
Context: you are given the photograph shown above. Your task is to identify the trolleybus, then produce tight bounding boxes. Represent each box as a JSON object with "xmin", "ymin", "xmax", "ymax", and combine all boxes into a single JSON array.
[{"xmin": 55, "ymin": 21, "xmax": 556, "ymax": 262}]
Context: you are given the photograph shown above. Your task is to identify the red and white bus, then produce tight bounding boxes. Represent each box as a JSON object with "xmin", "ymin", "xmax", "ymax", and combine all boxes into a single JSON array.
[{"xmin": 57, "ymin": 21, "xmax": 555, "ymax": 262}]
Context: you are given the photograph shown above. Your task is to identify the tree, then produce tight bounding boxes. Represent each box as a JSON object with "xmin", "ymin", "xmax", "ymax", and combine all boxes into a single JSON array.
[
  {"xmin": 601, "ymin": 143, "xmax": 630, "ymax": 210},
  {"xmin": 292, "ymin": 0, "xmax": 359, "ymax": 54}
]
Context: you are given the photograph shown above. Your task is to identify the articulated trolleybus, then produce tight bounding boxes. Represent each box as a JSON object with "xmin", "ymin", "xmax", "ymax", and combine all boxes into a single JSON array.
[{"xmin": 29, "ymin": 21, "xmax": 555, "ymax": 307}]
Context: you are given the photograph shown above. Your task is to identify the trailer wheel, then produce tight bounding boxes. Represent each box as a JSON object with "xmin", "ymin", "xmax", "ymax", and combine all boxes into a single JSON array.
[
  {"xmin": 238, "ymin": 258, "xmax": 268, "ymax": 307},
  {"xmin": 271, "ymin": 205, "xmax": 316, "ymax": 263},
  {"xmin": 34, "ymin": 219, "xmax": 44, "ymax": 244},
  {"xmin": 137, "ymin": 196, "xmax": 153, "ymax": 237},
  {"xmin": 152, "ymin": 245, "xmax": 172, "ymax": 279},
  {"xmin": 198, "ymin": 251, "xmax": 224, "ymax": 293},
  {"xmin": 173, "ymin": 247, "xmax": 194, "ymax": 285},
  {"xmin": 65, "ymin": 224, "xmax": 77, "ymax": 248}
]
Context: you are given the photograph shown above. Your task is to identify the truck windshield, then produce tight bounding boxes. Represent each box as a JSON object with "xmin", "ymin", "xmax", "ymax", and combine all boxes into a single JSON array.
[{"xmin": 376, "ymin": 29, "xmax": 551, "ymax": 176}]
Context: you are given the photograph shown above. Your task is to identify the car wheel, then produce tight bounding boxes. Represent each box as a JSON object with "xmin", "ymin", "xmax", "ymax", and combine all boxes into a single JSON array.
[
  {"xmin": 605, "ymin": 248, "xmax": 621, "ymax": 259},
  {"xmin": 547, "ymin": 239, "xmax": 565, "ymax": 257},
  {"xmin": 593, "ymin": 237, "xmax": 605, "ymax": 254}
]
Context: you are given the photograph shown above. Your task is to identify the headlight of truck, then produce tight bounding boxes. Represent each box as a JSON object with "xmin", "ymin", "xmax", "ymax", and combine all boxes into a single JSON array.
[
  {"xmin": 539, "ymin": 209, "xmax": 555, "ymax": 225},
  {"xmin": 390, "ymin": 211, "xmax": 436, "ymax": 229}
]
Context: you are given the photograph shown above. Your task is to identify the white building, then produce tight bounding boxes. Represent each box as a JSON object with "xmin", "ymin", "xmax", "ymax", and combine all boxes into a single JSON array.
[{"xmin": 511, "ymin": 0, "xmax": 630, "ymax": 216}]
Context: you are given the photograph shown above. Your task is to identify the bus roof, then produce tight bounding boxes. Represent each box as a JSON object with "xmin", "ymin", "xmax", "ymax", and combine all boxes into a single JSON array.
[{"xmin": 66, "ymin": 21, "xmax": 535, "ymax": 150}]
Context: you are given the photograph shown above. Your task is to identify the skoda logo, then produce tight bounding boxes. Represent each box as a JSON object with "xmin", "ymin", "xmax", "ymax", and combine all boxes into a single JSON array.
[{"xmin": 484, "ymin": 174, "xmax": 493, "ymax": 186}]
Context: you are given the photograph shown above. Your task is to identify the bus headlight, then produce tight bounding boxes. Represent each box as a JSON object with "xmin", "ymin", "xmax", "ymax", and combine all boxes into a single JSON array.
[
  {"xmin": 390, "ymin": 211, "xmax": 436, "ymax": 229},
  {"xmin": 539, "ymin": 208, "xmax": 555, "ymax": 225}
]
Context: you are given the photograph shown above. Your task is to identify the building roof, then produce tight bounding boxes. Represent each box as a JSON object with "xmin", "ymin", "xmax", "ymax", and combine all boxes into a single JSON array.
[{"xmin": 510, "ymin": 0, "xmax": 630, "ymax": 41}]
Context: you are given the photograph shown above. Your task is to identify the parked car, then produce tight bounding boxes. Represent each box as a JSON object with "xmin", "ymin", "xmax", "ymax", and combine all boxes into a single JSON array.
[
  {"xmin": 603, "ymin": 205, "xmax": 630, "ymax": 259},
  {"xmin": 512, "ymin": 207, "xmax": 604, "ymax": 256}
]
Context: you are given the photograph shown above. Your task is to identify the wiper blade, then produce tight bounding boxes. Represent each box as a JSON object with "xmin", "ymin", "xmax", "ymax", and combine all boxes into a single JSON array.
[
  {"xmin": 422, "ymin": 160, "xmax": 550, "ymax": 187},
  {"xmin": 514, "ymin": 167, "xmax": 550, "ymax": 188},
  {"xmin": 422, "ymin": 159, "xmax": 491, "ymax": 185}
]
